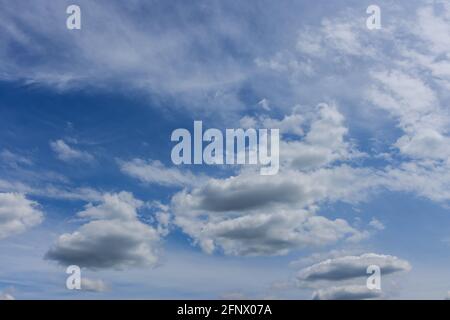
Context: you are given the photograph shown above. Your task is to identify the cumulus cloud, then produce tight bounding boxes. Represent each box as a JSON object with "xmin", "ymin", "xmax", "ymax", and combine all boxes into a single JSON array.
[
  {"xmin": 46, "ymin": 192, "xmax": 164, "ymax": 269},
  {"xmin": 46, "ymin": 219, "xmax": 161, "ymax": 269},
  {"xmin": 293, "ymin": 253, "xmax": 411, "ymax": 300},
  {"xmin": 50, "ymin": 140, "xmax": 94, "ymax": 163},
  {"xmin": 171, "ymin": 162, "xmax": 379, "ymax": 256},
  {"xmin": 182, "ymin": 209, "xmax": 363, "ymax": 256},
  {"xmin": 312, "ymin": 285, "xmax": 383, "ymax": 300},
  {"xmin": 166, "ymin": 102, "xmax": 390, "ymax": 256},
  {"xmin": 297, "ymin": 253, "xmax": 411, "ymax": 283},
  {"xmin": 76, "ymin": 192, "xmax": 143, "ymax": 221},
  {"xmin": 0, "ymin": 192, "xmax": 43, "ymax": 239},
  {"xmin": 281, "ymin": 103, "xmax": 362, "ymax": 170},
  {"xmin": 170, "ymin": 104, "xmax": 380, "ymax": 256},
  {"xmin": 119, "ymin": 159, "xmax": 200, "ymax": 187}
]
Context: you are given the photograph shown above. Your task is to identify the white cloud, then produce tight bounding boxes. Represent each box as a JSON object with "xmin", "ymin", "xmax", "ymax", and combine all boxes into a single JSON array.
[
  {"xmin": 0, "ymin": 292, "xmax": 15, "ymax": 300},
  {"xmin": 289, "ymin": 248, "xmax": 365, "ymax": 269},
  {"xmin": 119, "ymin": 159, "xmax": 200, "ymax": 187},
  {"xmin": 1, "ymin": 2, "xmax": 449, "ymax": 299},
  {"xmin": 77, "ymin": 192, "xmax": 143, "ymax": 221},
  {"xmin": 320, "ymin": 19, "xmax": 365, "ymax": 56},
  {"xmin": 81, "ymin": 278, "xmax": 109, "ymax": 292},
  {"xmin": 176, "ymin": 206, "xmax": 363, "ymax": 256},
  {"xmin": 359, "ymin": 3, "xmax": 450, "ymax": 204},
  {"xmin": 0, "ymin": 192, "xmax": 43, "ymax": 240},
  {"xmin": 368, "ymin": 70, "xmax": 443, "ymax": 134},
  {"xmin": 281, "ymin": 103, "xmax": 355, "ymax": 170},
  {"xmin": 312, "ymin": 285, "xmax": 382, "ymax": 300},
  {"xmin": 369, "ymin": 218, "xmax": 385, "ymax": 231},
  {"xmin": 415, "ymin": 4, "xmax": 450, "ymax": 55},
  {"xmin": 169, "ymin": 102, "xmax": 382, "ymax": 256},
  {"xmin": 297, "ymin": 253, "xmax": 411, "ymax": 284},
  {"xmin": 263, "ymin": 113, "xmax": 304, "ymax": 136},
  {"xmin": 240, "ymin": 109, "xmax": 304, "ymax": 136},
  {"xmin": 294, "ymin": 253, "xmax": 411, "ymax": 299},
  {"xmin": 50, "ymin": 140, "xmax": 94, "ymax": 163},
  {"xmin": 255, "ymin": 51, "xmax": 315, "ymax": 77},
  {"xmin": 0, "ymin": 149, "xmax": 33, "ymax": 167},
  {"xmin": 171, "ymin": 166, "xmax": 377, "ymax": 255},
  {"xmin": 46, "ymin": 218, "xmax": 161, "ymax": 269},
  {"xmin": 0, "ymin": 178, "xmax": 105, "ymax": 203},
  {"xmin": 46, "ymin": 192, "xmax": 164, "ymax": 269},
  {"xmin": 0, "ymin": 0, "xmax": 255, "ymax": 114},
  {"xmin": 383, "ymin": 160, "xmax": 450, "ymax": 203},
  {"xmin": 257, "ymin": 98, "xmax": 271, "ymax": 111},
  {"xmin": 394, "ymin": 130, "xmax": 450, "ymax": 160}
]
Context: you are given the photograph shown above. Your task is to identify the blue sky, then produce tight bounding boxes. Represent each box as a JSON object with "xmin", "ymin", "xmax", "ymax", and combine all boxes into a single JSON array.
[{"xmin": 1, "ymin": 0, "xmax": 450, "ymax": 299}]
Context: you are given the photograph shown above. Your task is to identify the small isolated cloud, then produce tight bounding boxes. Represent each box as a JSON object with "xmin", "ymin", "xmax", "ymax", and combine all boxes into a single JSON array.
[
  {"xmin": 46, "ymin": 192, "xmax": 164, "ymax": 269},
  {"xmin": 369, "ymin": 218, "xmax": 385, "ymax": 231},
  {"xmin": 297, "ymin": 253, "xmax": 411, "ymax": 283},
  {"xmin": 312, "ymin": 285, "xmax": 383, "ymax": 300},
  {"xmin": 119, "ymin": 159, "xmax": 200, "ymax": 187},
  {"xmin": 0, "ymin": 192, "xmax": 43, "ymax": 240},
  {"xmin": 50, "ymin": 140, "xmax": 94, "ymax": 163},
  {"xmin": 81, "ymin": 278, "xmax": 108, "ymax": 292}
]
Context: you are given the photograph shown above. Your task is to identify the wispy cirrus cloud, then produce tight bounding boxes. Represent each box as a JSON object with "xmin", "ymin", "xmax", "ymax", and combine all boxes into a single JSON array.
[
  {"xmin": 119, "ymin": 159, "xmax": 202, "ymax": 188},
  {"xmin": 50, "ymin": 139, "xmax": 94, "ymax": 163}
]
